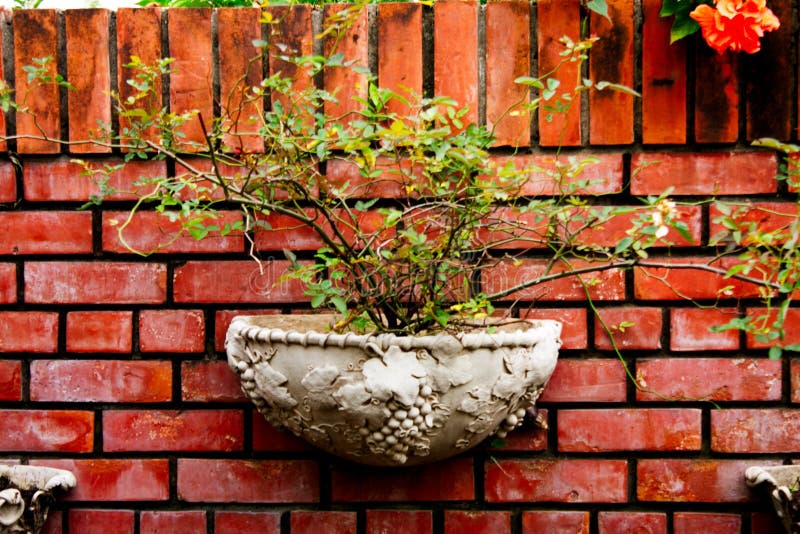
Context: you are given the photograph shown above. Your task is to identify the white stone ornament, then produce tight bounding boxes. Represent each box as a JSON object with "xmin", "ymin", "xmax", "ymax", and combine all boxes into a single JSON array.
[
  {"xmin": 226, "ymin": 314, "xmax": 561, "ymax": 466},
  {"xmin": 746, "ymin": 465, "xmax": 800, "ymax": 534},
  {"xmin": 0, "ymin": 465, "xmax": 76, "ymax": 534}
]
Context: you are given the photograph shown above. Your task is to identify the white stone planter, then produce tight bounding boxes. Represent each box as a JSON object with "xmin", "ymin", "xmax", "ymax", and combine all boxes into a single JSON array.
[
  {"xmin": 0, "ymin": 465, "xmax": 76, "ymax": 534},
  {"xmin": 226, "ymin": 315, "xmax": 561, "ymax": 466},
  {"xmin": 746, "ymin": 465, "xmax": 800, "ymax": 534}
]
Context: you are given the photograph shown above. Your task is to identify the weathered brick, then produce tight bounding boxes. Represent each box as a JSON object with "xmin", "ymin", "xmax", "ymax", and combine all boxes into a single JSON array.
[
  {"xmin": 366, "ymin": 510, "xmax": 432, "ymax": 534},
  {"xmin": 595, "ymin": 307, "xmax": 662, "ymax": 350},
  {"xmin": 102, "ymin": 211, "xmax": 243, "ymax": 255},
  {"xmin": 34, "ymin": 459, "xmax": 169, "ymax": 501},
  {"xmin": 139, "ymin": 309, "xmax": 205, "ymax": 353},
  {"xmin": 68, "ymin": 510, "xmax": 134, "ymax": 534},
  {"xmin": 0, "ymin": 410, "xmax": 93, "ymax": 452},
  {"xmin": 521, "ymin": 511, "xmax": 589, "ymax": 533},
  {"xmin": 571, "ymin": 205, "xmax": 701, "ymax": 249},
  {"xmin": 0, "ymin": 311, "xmax": 58, "ymax": 353},
  {"xmin": 695, "ymin": 46, "xmax": 738, "ymax": 143},
  {"xmin": 670, "ymin": 308, "xmax": 740, "ymax": 352},
  {"xmin": 537, "ymin": 0, "xmax": 581, "ymax": 146},
  {"xmin": 637, "ymin": 459, "xmax": 778, "ymax": 502},
  {"xmin": 218, "ymin": 7, "xmax": 264, "ymax": 153},
  {"xmin": 0, "ymin": 212, "xmax": 92, "ymax": 254},
  {"xmin": 168, "ymin": 9, "xmax": 213, "ymax": 150},
  {"xmin": 182, "ymin": 360, "xmax": 246, "ymax": 402},
  {"xmin": 23, "ymin": 158, "xmax": 166, "ymax": 202},
  {"xmin": 488, "ymin": 409, "xmax": 547, "ymax": 452},
  {"xmin": 710, "ymin": 201, "xmax": 797, "ymax": 245},
  {"xmin": 485, "ymin": 459, "xmax": 627, "ymax": 502},
  {"xmin": 66, "ymin": 311, "xmax": 132, "ymax": 353},
  {"xmin": 104, "ymin": 409, "xmax": 244, "ymax": 452},
  {"xmin": 486, "ymin": 0, "xmax": 529, "ymax": 147},
  {"xmin": 40, "ymin": 510, "xmax": 61, "ymax": 534},
  {"xmin": 637, "ymin": 358, "xmax": 782, "ymax": 402},
  {"xmin": 444, "ymin": 511, "xmax": 510, "ymax": 534},
  {"xmin": 673, "ymin": 512, "xmax": 741, "ymax": 534},
  {"xmin": 631, "ymin": 152, "xmax": 777, "ymax": 195},
  {"xmin": 0, "ymin": 263, "xmax": 14, "ymax": 304},
  {"xmin": 173, "ymin": 260, "xmax": 306, "ymax": 303},
  {"xmin": 558, "ymin": 409, "xmax": 701, "ymax": 452},
  {"xmin": 65, "ymin": 9, "xmax": 111, "ymax": 154},
  {"xmin": 751, "ymin": 511, "xmax": 784, "ymax": 534},
  {"xmin": 323, "ymin": 4, "xmax": 368, "ymax": 128},
  {"xmin": 539, "ymin": 359, "xmax": 627, "ymax": 403},
  {"xmin": 14, "ymin": 10, "xmax": 60, "ymax": 153},
  {"xmin": 598, "ymin": 512, "xmax": 666, "ymax": 534},
  {"xmin": 253, "ymin": 211, "xmax": 327, "ymax": 252},
  {"xmin": 377, "ymin": 2, "xmax": 423, "ymax": 117},
  {"xmin": 0, "ymin": 360, "xmax": 21, "ymax": 401},
  {"xmin": 491, "ymin": 153, "xmax": 624, "ymax": 196},
  {"xmin": 178, "ymin": 459, "xmax": 319, "ymax": 503},
  {"xmin": 712, "ymin": 409, "xmax": 800, "ymax": 453},
  {"xmin": 791, "ymin": 359, "xmax": 800, "ymax": 403},
  {"xmin": 30, "ymin": 360, "xmax": 172, "ymax": 403},
  {"xmin": 252, "ymin": 413, "xmax": 314, "ymax": 452},
  {"xmin": 215, "ymin": 309, "xmax": 279, "ymax": 351},
  {"xmin": 589, "ymin": 0, "xmax": 634, "ymax": 145},
  {"xmin": 634, "ymin": 257, "xmax": 765, "ymax": 301},
  {"xmin": 215, "ymin": 512, "xmax": 281, "ymax": 534},
  {"xmin": 332, "ymin": 457, "xmax": 473, "ymax": 502},
  {"xmin": 746, "ymin": 308, "xmax": 800, "ymax": 349},
  {"xmin": 434, "ymin": 0, "xmax": 478, "ymax": 127},
  {"xmin": 140, "ymin": 511, "xmax": 206, "ymax": 534},
  {"xmin": 25, "ymin": 262, "xmax": 167, "ymax": 304},
  {"xmin": 0, "ymin": 163, "xmax": 15, "ymax": 202},
  {"xmin": 521, "ymin": 308, "xmax": 587, "ymax": 350},
  {"xmin": 267, "ymin": 5, "xmax": 313, "ymax": 115},
  {"xmin": 291, "ymin": 511, "xmax": 356, "ymax": 534}
]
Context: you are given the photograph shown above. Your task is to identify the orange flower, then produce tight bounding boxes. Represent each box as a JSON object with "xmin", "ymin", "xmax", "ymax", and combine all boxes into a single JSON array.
[{"xmin": 690, "ymin": 0, "xmax": 780, "ymax": 54}]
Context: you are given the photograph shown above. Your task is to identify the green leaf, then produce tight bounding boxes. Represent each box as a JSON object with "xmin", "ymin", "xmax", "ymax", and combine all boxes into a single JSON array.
[
  {"xmin": 769, "ymin": 346, "xmax": 783, "ymax": 360},
  {"xmin": 585, "ymin": 0, "xmax": 609, "ymax": 20},
  {"xmin": 670, "ymin": 13, "xmax": 700, "ymax": 43},
  {"xmin": 784, "ymin": 344, "xmax": 800, "ymax": 352},
  {"xmin": 615, "ymin": 236, "xmax": 634, "ymax": 254},
  {"xmin": 330, "ymin": 296, "xmax": 348, "ymax": 315}
]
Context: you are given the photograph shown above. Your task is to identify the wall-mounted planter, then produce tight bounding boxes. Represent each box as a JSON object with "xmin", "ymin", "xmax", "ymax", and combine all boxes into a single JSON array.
[
  {"xmin": 0, "ymin": 465, "xmax": 76, "ymax": 534},
  {"xmin": 226, "ymin": 315, "xmax": 561, "ymax": 466},
  {"xmin": 746, "ymin": 465, "xmax": 800, "ymax": 534}
]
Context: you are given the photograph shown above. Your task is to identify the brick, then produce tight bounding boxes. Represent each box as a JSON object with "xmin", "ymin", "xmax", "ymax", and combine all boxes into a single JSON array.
[
  {"xmin": 791, "ymin": 359, "xmax": 800, "ymax": 402},
  {"xmin": 670, "ymin": 308, "xmax": 740, "ymax": 352},
  {"xmin": 570, "ymin": 205, "xmax": 702, "ymax": 248},
  {"xmin": 252, "ymin": 412, "xmax": 314, "ymax": 452},
  {"xmin": 41, "ymin": 510, "xmax": 61, "ymax": 534},
  {"xmin": 598, "ymin": 512, "xmax": 666, "ymax": 534},
  {"xmin": 595, "ymin": 307, "xmax": 662, "ymax": 350},
  {"xmin": 66, "ymin": 311, "xmax": 132, "ymax": 353},
  {"xmin": 332, "ymin": 457, "xmax": 473, "ymax": 501},
  {"xmin": 0, "ymin": 212, "xmax": 92, "ymax": 254},
  {"xmin": 218, "ymin": 7, "xmax": 264, "ymax": 153},
  {"xmin": 291, "ymin": 512, "xmax": 356, "ymax": 534},
  {"xmin": 712, "ymin": 409, "xmax": 800, "ymax": 453},
  {"xmin": 634, "ymin": 257, "xmax": 766, "ymax": 301},
  {"xmin": 103, "ymin": 211, "xmax": 244, "ymax": 254},
  {"xmin": 173, "ymin": 260, "xmax": 306, "ymax": 303},
  {"xmin": 482, "ymin": 259, "xmax": 625, "ymax": 302},
  {"xmin": 0, "ymin": 34, "xmax": 5, "ymax": 150},
  {"xmin": 558, "ymin": 409, "xmax": 701, "ymax": 452},
  {"xmin": 631, "ymin": 152, "xmax": 777, "ymax": 195},
  {"xmin": 637, "ymin": 459, "xmax": 778, "ymax": 502},
  {"xmin": 182, "ymin": 360, "xmax": 246, "ymax": 402},
  {"xmin": 215, "ymin": 309, "xmax": 279, "ymax": 351},
  {"xmin": 0, "ymin": 311, "xmax": 58, "ymax": 353},
  {"xmin": 178, "ymin": 459, "xmax": 319, "ymax": 503},
  {"xmin": 25, "ymin": 262, "xmax": 167, "ymax": 304},
  {"xmin": 140, "ymin": 511, "xmax": 206, "ymax": 534},
  {"xmin": 267, "ymin": 5, "xmax": 313, "ymax": 115},
  {"xmin": 168, "ymin": 9, "xmax": 213, "ymax": 150},
  {"xmin": 537, "ymin": 0, "xmax": 581, "ymax": 146},
  {"xmin": 215, "ymin": 512, "xmax": 281, "ymax": 534},
  {"xmin": 521, "ymin": 308, "xmax": 587, "ymax": 350},
  {"xmin": 589, "ymin": 0, "xmax": 634, "ymax": 145},
  {"xmin": 34, "ymin": 459, "xmax": 169, "ymax": 501},
  {"xmin": 751, "ymin": 511, "xmax": 784, "ymax": 534},
  {"xmin": 486, "ymin": 0, "xmax": 530, "ymax": 147},
  {"xmin": 0, "ymin": 263, "xmax": 15, "ymax": 304},
  {"xmin": 324, "ymin": 158, "xmax": 414, "ymax": 199},
  {"xmin": 253, "ymin": 211, "xmax": 327, "ymax": 251},
  {"xmin": 695, "ymin": 45, "xmax": 738, "ymax": 143},
  {"xmin": 444, "ymin": 511, "xmax": 510, "ymax": 534},
  {"xmin": 366, "ymin": 510, "xmax": 432, "ymax": 534},
  {"xmin": 68, "ymin": 510, "xmax": 134, "ymax": 534},
  {"xmin": 23, "ymin": 158, "xmax": 166, "ymax": 201},
  {"xmin": 488, "ymin": 409, "xmax": 547, "ymax": 451},
  {"xmin": 378, "ymin": 3, "xmax": 423, "ymax": 117},
  {"xmin": 116, "ymin": 7, "xmax": 162, "ymax": 147},
  {"xmin": 323, "ymin": 4, "xmax": 368, "ymax": 129},
  {"xmin": 485, "ymin": 459, "xmax": 627, "ymax": 502},
  {"xmin": 104, "ymin": 409, "xmax": 244, "ymax": 452},
  {"xmin": 0, "ymin": 410, "xmax": 93, "ymax": 452},
  {"xmin": 434, "ymin": 0, "xmax": 478, "ymax": 127},
  {"xmin": 745, "ymin": 0, "xmax": 792, "ymax": 140},
  {"xmin": 637, "ymin": 358, "xmax": 782, "ymax": 402},
  {"xmin": 641, "ymin": 0, "xmax": 686, "ymax": 144},
  {"xmin": 65, "ymin": 9, "xmax": 111, "ymax": 154},
  {"xmin": 14, "ymin": 10, "xmax": 60, "ymax": 153},
  {"xmin": 139, "ymin": 309, "xmax": 205, "ymax": 353},
  {"xmin": 539, "ymin": 359, "xmax": 627, "ymax": 403},
  {"xmin": 674, "ymin": 512, "xmax": 741, "ymax": 534},
  {"xmin": 0, "ymin": 163, "xmax": 15, "ymax": 202},
  {"xmin": 30, "ymin": 360, "xmax": 171, "ymax": 402},
  {"xmin": 521, "ymin": 511, "xmax": 589, "ymax": 533},
  {"xmin": 710, "ymin": 201, "xmax": 798, "ymax": 247},
  {"xmin": 0, "ymin": 360, "xmax": 21, "ymax": 401},
  {"xmin": 490, "ymin": 153, "xmax": 624, "ymax": 195}
]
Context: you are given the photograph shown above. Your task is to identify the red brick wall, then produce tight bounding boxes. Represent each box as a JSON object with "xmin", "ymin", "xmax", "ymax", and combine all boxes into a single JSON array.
[{"xmin": 1, "ymin": 3, "xmax": 797, "ymax": 532}]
